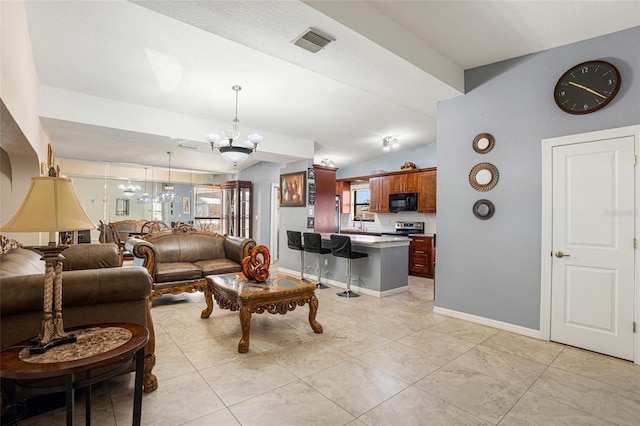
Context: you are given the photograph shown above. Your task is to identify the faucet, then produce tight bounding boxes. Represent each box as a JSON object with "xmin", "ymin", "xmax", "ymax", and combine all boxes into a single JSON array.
[{"xmin": 358, "ymin": 218, "xmax": 365, "ymax": 231}]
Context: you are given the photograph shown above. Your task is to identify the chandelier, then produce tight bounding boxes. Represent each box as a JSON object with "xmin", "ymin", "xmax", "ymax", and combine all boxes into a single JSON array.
[
  {"xmin": 206, "ymin": 85, "xmax": 263, "ymax": 166},
  {"xmin": 382, "ymin": 136, "xmax": 400, "ymax": 152},
  {"xmin": 156, "ymin": 152, "xmax": 180, "ymax": 203},
  {"xmin": 136, "ymin": 167, "xmax": 152, "ymax": 204},
  {"xmin": 119, "ymin": 182, "xmax": 140, "ymax": 197}
]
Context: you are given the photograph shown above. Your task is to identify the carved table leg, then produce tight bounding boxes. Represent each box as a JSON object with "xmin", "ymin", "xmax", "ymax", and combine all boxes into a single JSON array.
[
  {"xmin": 143, "ymin": 353, "xmax": 158, "ymax": 393},
  {"xmin": 238, "ymin": 306, "xmax": 252, "ymax": 353},
  {"xmin": 201, "ymin": 284, "xmax": 214, "ymax": 318},
  {"xmin": 308, "ymin": 293, "xmax": 323, "ymax": 333}
]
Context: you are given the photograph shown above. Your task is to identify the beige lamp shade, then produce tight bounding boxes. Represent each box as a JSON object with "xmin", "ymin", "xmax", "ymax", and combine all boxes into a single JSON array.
[{"xmin": 0, "ymin": 176, "xmax": 96, "ymax": 233}]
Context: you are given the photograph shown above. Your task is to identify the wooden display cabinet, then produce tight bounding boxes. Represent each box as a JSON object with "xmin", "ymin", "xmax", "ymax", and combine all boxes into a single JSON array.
[{"xmin": 221, "ymin": 180, "xmax": 252, "ymax": 238}]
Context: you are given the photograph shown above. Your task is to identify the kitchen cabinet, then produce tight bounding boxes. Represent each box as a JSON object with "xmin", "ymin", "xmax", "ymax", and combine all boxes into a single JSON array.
[
  {"xmin": 390, "ymin": 171, "xmax": 420, "ymax": 193},
  {"xmin": 409, "ymin": 235, "xmax": 434, "ymax": 278},
  {"xmin": 313, "ymin": 165, "xmax": 338, "ymax": 233},
  {"xmin": 335, "ymin": 180, "xmax": 351, "ymax": 214},
  {"xmin": 369, "ymin": 175, "xmax": 390, "ymax": 213},
  {"xmin": 221, "ymin": 180, "xmax": 252, "ymax": 238},
  {"xmin": 418, "ymin": 169, "xmax": 437, "ymax": 213}
]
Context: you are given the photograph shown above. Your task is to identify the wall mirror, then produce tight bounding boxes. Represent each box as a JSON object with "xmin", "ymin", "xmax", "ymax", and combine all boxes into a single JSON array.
[
  {"xmin": 472, "ymin": 133, "xmax": 494, "ymax": 154},
  {"xmin": 469, "ymin": 162, "xmax": 499, "ymax": 192},
  {"xmin": 473, "ymin": 199, "xmax": 495, "ymax": 220}
]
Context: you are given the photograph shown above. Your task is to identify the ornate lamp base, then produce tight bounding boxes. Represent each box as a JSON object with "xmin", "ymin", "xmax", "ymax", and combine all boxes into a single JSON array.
[
  {"xmin": 28, "ymin": 334, "xmax": 77, "ymax": 354},
  {"xmin": 27, "ymin": 243, "xmax": 76, "ymax": 354}
]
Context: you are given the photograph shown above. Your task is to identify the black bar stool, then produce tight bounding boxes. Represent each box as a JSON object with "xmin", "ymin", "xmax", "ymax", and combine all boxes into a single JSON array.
[
  {"xmin": 330, "ymin": 234, "xmax": 368, "ymax": 298},
  {"xmin": 303, "ymin": 232, "xmax": 331, "ymax": 289},
  {"xmin": 287, "ymin": 230, "xmax": 308, "ymax": 282}
]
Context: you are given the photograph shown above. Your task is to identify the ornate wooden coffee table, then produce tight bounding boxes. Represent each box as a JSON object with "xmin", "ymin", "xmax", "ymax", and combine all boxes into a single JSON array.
[{"xmin": 203, "ymin": 273, "xmax": 323, "ymax": 353}]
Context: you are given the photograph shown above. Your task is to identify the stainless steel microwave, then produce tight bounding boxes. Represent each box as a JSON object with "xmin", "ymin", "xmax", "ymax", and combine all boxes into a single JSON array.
[{"xmin": 389, "ymin": 193, "xmax": 418, "ymax": 212}]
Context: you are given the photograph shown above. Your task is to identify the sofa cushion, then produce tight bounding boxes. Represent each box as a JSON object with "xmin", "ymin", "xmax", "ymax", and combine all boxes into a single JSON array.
[
  {"xmin": 154, "ymin": 262, "xmax": 202, "ymax": 283},
  {"xmin": 154, "ymin": 233, "xmax": 226, "ymax": 263},
  {"xmin": 194, "ymin": 258, "xmax": 242, "ymax": 276}
]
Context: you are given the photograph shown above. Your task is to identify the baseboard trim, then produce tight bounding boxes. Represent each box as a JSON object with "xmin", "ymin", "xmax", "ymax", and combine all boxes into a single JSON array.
[
  {"xmin": 277, "ymin": 267, "xmax": 408, "ymax": 298},
  {"xmin": 433, "ymin": 306, "xmax": 542, "ymax": 339}
]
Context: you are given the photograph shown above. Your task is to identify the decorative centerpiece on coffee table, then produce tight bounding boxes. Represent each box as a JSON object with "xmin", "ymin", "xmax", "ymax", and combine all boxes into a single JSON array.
[{"xmin": 241, "ymin": 245, "xmax": 271, "ymax": 282}]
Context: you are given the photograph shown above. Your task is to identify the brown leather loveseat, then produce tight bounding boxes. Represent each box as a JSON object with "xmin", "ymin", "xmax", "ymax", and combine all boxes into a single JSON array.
[
  {"xmin": 0, "ymin": 243, "xmax": 158, "ymax": 393},
  {"xmin": 126, "ymin": 225, "xmax": 256, "ymax": 309}
]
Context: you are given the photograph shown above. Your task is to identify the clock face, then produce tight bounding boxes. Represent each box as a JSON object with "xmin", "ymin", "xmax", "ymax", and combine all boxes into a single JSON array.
[{"xmin": 554, "ymin": 60, "xmax": 621, "ymax": 114}]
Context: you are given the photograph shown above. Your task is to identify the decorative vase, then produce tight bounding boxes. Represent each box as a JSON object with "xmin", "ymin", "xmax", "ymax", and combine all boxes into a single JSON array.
[{"xmin": 242, "ymin": 245, "xmax": 271, "ymax": 282}]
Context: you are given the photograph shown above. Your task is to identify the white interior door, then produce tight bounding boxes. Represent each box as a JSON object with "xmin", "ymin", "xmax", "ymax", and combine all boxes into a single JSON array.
[{"xmin": 551, "ymin": 136, "xmax": 635, "ymax": 360}]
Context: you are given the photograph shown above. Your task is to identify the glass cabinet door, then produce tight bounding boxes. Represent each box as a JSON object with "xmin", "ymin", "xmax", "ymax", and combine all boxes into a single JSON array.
[{"xmin": 220, "ymin": 180, "xmax": 252, "ymax": 238}]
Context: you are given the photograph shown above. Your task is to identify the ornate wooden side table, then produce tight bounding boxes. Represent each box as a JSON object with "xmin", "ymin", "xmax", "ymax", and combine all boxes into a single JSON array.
[
  {"xmin": 1, "ymin": 323, "xmax": 148, "ymax": 426},
  {"xmin": 203, "ymin": 273, "xmax": 323, "ymax": 353}
]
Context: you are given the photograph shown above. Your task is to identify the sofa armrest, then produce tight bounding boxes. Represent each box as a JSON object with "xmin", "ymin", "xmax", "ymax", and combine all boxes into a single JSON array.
[
  {"xmin": 127, "ymin": 238, "xmax": 157, "ymax": 276},
  {"xmin": 224, "ymin": 236, "xmax": 257, "ymax": 264}
]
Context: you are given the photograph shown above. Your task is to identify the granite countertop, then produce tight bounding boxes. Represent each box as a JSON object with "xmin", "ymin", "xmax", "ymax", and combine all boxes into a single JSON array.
[{"xmin": 320, "ymin": 233, "xmax": 410, "ymax": 247}]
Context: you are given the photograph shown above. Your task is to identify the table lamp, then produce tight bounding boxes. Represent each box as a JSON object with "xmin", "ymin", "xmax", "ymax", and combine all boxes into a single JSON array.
[{"xmin": 0, "ymin": 169, "xmax": 96, "ymax": 354}]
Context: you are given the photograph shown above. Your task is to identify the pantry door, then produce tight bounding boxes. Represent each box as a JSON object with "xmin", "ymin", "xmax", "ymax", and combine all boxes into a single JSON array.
[{"xmin": 550, "ymin": 135, "xmax": 635, "ymax": 360}]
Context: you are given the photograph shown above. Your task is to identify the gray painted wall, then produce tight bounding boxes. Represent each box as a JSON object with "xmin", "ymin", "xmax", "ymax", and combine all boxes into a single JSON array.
[
  {"xmin": 236, "ymin": 162, "xmax": 281, "ymax": 246},
  {"xmin": 337, "ymin": 143, "xmax": 436, "ymax": 179},
  {"xmin": 278, "ymin": 159, "xmax": 314, "ymax": 272},
  {"xmin": 436, "ymin": 26, "xmax": 640, "ymax": 329}
]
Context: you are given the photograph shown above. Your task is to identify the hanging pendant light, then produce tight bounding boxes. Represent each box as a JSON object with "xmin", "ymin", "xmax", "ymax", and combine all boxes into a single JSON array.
[
  {"xmin": 137, "ymin": 167, "xmax": 152, "ymax": 204},
  {"xmin": 206, "ymin": 85, "xmax": 263, "ymax": 166},
  {"xmin": 156, "ymin": 152, "xmax": 180, "ymax": 203},
  {"xmin": 119, "ymin": 182, "xmax": 140, "ymax": 196}
]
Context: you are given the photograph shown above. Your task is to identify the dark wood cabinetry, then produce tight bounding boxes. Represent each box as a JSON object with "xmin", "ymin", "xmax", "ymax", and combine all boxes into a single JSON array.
[
  {"xmin": 409, "ymin": 235, "xmax": 434, "ymax": 278},
  {"xmin": 390, "ymin": 172, "xmax": 420, "ymax": 193},
  {"xmin": 313, "ymin": 165, "xmax": 338, "ymax": 233},
  {"xmin": 418, "ymin": 169, "xmax": 437, "ymax": 213},
  {"xmin": 369, "ymin": 175, "xmax": 390, "ymax": 213},
  {"xmin": 336, "ymin": 167, "xmax": 436, "ymax": 214}
]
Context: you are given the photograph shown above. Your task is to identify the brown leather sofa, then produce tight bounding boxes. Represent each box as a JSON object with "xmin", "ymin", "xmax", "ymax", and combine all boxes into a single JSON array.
[
  {"xmin": 126, "ymin": 225, "xmax": 256, "ymax": 310},
  {"xmin": 0, "ymin": 243, "xmax": 158, "ymax": 393}
]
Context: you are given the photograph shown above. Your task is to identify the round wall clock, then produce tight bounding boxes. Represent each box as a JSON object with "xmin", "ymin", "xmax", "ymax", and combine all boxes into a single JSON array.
[{"xmin": 554, "ymin": 60, "xmax": 621, "ymax": 115}]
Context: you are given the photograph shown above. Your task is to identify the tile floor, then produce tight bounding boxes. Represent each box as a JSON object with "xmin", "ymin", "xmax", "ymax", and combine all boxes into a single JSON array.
[{"xmin": 18, "ymin": 274, "xmax": 640, "ymax": 425}]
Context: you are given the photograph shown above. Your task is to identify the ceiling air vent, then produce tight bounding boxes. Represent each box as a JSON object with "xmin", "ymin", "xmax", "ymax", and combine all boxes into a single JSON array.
[
  {"xmin": 292, "ymin": 28, "xmax": 334, "ymax": 53},
  {"xmin": 177, "ymin": 140, "xmax": 200, "ymax": 150}
]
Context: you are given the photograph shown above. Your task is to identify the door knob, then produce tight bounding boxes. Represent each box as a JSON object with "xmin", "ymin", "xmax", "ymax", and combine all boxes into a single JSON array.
[{"xmin": 555, "ymin": 251, "xmax": 571, "ymax": 258}]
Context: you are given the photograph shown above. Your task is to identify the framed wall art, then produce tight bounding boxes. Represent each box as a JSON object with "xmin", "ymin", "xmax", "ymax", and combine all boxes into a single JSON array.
[{"xmin": 280, "ymin": 171, "xmax": 306, "ymax": 207}]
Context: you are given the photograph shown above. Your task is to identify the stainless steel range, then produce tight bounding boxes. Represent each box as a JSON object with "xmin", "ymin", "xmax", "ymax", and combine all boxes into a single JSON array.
[{"xmin": 382, "ymin": 221, "xmax": 424, "ymax": 236}]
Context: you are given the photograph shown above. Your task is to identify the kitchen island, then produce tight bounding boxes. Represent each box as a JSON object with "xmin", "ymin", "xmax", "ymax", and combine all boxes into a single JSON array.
[{"xmin": 314, "ymin": 233, "xmax": 410, "ymax": 297}]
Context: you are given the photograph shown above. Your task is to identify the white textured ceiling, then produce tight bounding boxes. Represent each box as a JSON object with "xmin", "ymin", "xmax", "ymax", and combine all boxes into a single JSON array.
[{"xmin": 22, "ymin": 0, "xmax": 640, "ymax": 175}]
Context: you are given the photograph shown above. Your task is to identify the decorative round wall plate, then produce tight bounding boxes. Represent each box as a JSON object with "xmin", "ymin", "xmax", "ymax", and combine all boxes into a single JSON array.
[
  {"xmin": 469, "ymin": 162, "xmax": 499, "ymax": 192},
  {"xmin": 473, "ymin": 199, "xmax": 495, "ymax": 220},
  {"xmin": 472, "ymin": 133, "xmax": 494, "ymax": 154}
]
